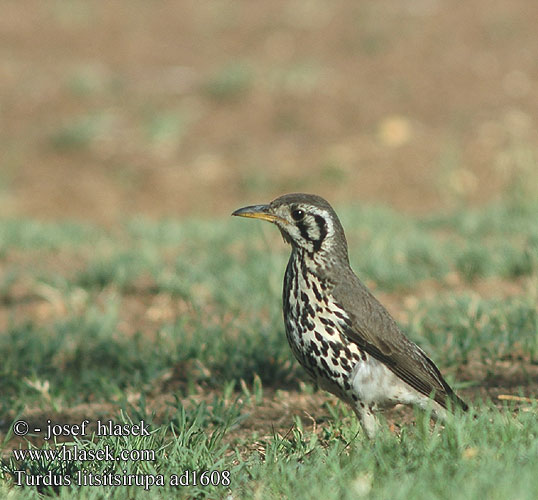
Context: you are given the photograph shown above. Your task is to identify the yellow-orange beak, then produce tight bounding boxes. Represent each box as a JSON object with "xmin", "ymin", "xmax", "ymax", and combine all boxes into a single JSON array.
[{"xmin": 232, "ymin": 204, "xmax": 284, "ymax": 224}]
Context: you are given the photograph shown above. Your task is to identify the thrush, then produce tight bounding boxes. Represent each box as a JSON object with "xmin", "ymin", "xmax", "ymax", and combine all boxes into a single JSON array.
[{"xmin": 232, "ymin": 193, "xmax": 467, "ymax": 438}]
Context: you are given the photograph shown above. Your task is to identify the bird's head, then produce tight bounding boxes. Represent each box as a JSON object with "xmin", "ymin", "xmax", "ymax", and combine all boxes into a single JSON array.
[{"xmin": 232, "ymin": 193, "xmax": 349, "ymax": 262}]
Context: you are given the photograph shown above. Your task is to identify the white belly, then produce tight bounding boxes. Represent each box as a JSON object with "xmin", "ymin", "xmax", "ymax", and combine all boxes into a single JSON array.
[{"xmin": 350, "ymin": 356, "xmax": 425, "ymax": 408}]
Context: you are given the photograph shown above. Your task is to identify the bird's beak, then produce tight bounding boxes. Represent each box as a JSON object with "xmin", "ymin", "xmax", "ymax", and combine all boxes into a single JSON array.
[{"xmin": 232, "ymin": 204, "xmax": 284, "ymax": 224}]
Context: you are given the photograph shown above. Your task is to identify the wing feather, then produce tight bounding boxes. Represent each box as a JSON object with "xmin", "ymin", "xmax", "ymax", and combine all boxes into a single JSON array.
[{"xmin": 333, "ymin": 272, "xmax": 467, "ymax": 411}]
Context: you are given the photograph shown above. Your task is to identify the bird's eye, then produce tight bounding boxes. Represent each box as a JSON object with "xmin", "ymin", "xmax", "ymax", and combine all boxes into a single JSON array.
[{"xmin": 291, "ymin": 209, "xmax": 305, "ymax": 221}]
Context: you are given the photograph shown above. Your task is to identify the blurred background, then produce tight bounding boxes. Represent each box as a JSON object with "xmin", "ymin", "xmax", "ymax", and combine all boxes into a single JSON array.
[{"xmin": 1, "ymin": 0, "xmax": 537, "ymax": 223}]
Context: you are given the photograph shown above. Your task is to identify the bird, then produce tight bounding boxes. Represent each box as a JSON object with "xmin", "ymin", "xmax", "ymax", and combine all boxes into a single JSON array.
[{"xmin": 232, "ymin": 193, "xmax": 467, "ymax": 438}]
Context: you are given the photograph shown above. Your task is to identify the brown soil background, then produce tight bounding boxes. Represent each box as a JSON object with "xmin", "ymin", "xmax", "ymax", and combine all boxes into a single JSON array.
[{"xmin": 1, "ymin": 0, "xmax": 537, "ymax": 222}]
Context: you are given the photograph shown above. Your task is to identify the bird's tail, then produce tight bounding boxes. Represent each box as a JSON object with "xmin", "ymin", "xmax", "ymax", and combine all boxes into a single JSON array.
[
  {"xmin": 438, "ymin": 377, "xmax": 468, "ymax": 412},
  {"xmin": 449, "ymin": 392, "xmax": 469, "ymax": 412}
]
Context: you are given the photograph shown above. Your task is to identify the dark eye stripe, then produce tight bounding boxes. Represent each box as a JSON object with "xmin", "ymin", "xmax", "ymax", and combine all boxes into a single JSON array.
[
  {"xmin": 297, "ymin": 221, "xmax": 310, "ymax": 241},
  {"xmin": 313, "ymin": 215, "xmax": 327, "ymax": 251}
]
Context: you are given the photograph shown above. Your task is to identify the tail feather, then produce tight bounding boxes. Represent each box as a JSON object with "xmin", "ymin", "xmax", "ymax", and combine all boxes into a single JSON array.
[{"xmin": 450, "ymin": 392, "xmax": 469, "ymax": 412}]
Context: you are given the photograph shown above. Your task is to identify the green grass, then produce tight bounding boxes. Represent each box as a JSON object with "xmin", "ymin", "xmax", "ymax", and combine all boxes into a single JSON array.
[
  {"xmin": 2, "ymin": 401, "xmax": 537, "ymax": 499},
  {"xmin": 241, "ymin": 405, "xmax": 538, "ymax": 500},
  {"xmin": 1, "ymin": 194, "xmax": 537, "ymax": 498}
]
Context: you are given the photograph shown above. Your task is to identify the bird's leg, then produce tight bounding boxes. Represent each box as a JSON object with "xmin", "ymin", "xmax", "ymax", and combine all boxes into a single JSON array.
[{"xmin": 353, "ymin": 403, "xmax": 379, "ymax": 439}]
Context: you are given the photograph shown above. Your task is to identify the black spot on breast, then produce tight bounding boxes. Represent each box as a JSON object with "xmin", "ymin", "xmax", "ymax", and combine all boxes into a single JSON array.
[
  {"xmin": 320, "ymin": 340, "xmax": 329, "ymax": 357},
  {"xmin": 331, "ymin": 341, "xmax": 341, "ymax": 354},
  {"xmin": 334, "ymin": 310, "xmax": 346, "ymax": 320},
  {"xmin": 292, "ymin": 260, "xmax": 299, "ymax": 297},
  {"xmin": 312, "ymin": 282, "xmax": 322, "ymax": 301},
  {"xmin": 320, "ymin": 317, "xmax": 335, "ymax": 327}
]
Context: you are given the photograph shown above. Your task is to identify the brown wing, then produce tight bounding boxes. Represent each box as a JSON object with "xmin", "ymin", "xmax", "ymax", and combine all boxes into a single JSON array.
[{"xmin": 333, "ymin": 272, "xmax": 467, "ymax": 411}]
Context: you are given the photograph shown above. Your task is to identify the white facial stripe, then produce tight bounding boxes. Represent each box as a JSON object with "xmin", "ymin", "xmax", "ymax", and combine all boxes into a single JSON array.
[{"xmin": 306, "ymin": 215, "xmax": 320, "ymax": 240}]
